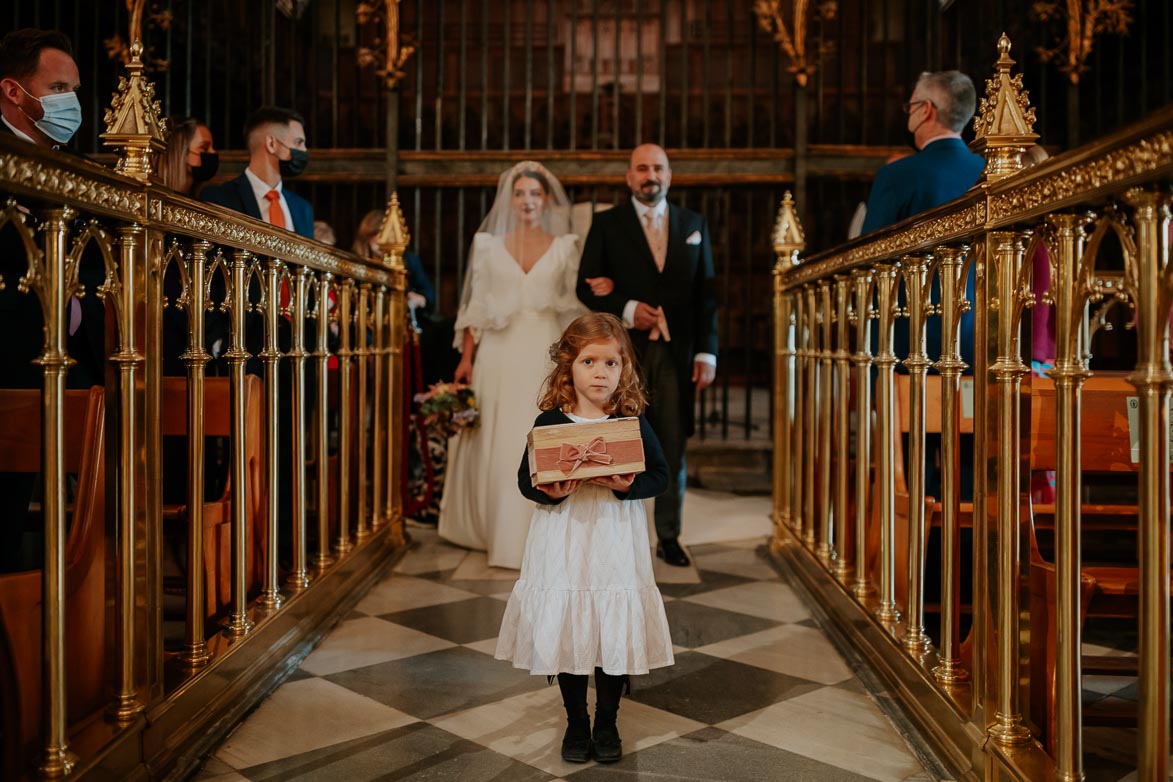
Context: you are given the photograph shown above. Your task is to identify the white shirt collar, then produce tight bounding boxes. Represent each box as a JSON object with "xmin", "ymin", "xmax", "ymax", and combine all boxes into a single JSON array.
[
  {"xmin": 631, "ymin": 197, "xmax": 667, "ymax": 222},
  {"xmin": 2, "ymin": 116, "xmax": 49, "ymax": 147},
  {"xmin": 244, "ymin": 167, "xmax": 283, "ymax": 201}
]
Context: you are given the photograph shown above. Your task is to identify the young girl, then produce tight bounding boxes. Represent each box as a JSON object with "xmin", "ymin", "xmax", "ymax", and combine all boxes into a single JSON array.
[{"xmin": 495, "ymin": 312, "xmax": 672, "ymax": 764}]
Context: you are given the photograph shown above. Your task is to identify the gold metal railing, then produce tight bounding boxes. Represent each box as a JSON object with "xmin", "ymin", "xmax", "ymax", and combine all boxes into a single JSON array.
[
  {"xmin": 770, "ymin": 34, "xmax": 1173, "ymax": 782},
  {"xmin": 0, "ymin": 44, "xmax": 410, "ymax": 781}
]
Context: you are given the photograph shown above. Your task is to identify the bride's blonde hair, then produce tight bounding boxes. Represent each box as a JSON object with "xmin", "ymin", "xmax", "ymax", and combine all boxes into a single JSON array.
[{"xmin": 538, "ymin": 313, "xmax": 646, "ymax": 417}]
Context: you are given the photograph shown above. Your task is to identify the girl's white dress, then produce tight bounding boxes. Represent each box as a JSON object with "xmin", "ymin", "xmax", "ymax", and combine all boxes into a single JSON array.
[
  {"xmin": 438, "ymin": 232, "xmax": 586, "ymax": 569},
  {"xmin": 495, "ymin": 413, "xmax": 675, "ymax": 676}
]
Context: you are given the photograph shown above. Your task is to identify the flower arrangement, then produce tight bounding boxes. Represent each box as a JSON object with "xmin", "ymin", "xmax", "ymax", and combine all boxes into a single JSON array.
[{"xmin": 414, "ymin": 381, "xmax": 479, "ymax": 433}]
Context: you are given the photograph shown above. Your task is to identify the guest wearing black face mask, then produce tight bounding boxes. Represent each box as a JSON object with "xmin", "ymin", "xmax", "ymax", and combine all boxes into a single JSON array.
[
  {"xmin": 200, "ymin": 106, "xmax": 313, "ymax": 238},
  {"xmin": 160, "ymin": 116, "xmax": 218, "ymax": 197}
]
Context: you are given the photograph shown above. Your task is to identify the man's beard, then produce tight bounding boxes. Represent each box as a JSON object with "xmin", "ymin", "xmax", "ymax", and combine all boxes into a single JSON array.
[{"xmin": 634, "ymin": 181, "xmax": 663, "ymax": 204}]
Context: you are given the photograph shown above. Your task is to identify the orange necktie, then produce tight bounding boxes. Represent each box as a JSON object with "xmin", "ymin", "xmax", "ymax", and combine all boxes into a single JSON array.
[{"xmin": 265, "ymin": 189, "xmax": 286, "ymax": 229}]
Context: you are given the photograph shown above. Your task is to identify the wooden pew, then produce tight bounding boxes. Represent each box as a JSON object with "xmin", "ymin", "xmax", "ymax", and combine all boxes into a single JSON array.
[
  {"xmin": 161, "ymin": 376, "xmax": 264, "ymax": 620},
  {"xmin": 0, "ymin": 387, "xmax": 106, "ymax": 778},
  {"xmin": 1027, "ymin": 374, "xmax": 1168, "ymax": 750}
]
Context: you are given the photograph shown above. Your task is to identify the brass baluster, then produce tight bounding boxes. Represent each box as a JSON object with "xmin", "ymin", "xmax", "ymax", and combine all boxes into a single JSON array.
[
  {"xmin": 832, "ymin": 274, "xmax": 851, "ymax": 580},
  {"xmin": 336, "ymin": 280, "xmax": 355, "ymax": 554},
  {"xmin": 372, "ymin": 285, "xmax": 387, "ymax": 530},
  {"xmin": 901, "ymin": 254, "xmax": 933, "ymax": 655},
  {"xmin": 771, "ymin": 193, "xmax": 805, "ymax": 538},
  {"xmin": 110, "ymin": 223, "xmax": 145, "ymax": 722},
  {"xmin": 179, "ymin": 240, "xmax": 212, "ymax": 668},
  {"xmin": 791, "ymin": 290, "xmax": 805, "ymax": 533},
  {"xmin": 987, "ymin": 230, "xmax": 1031, "ymax": 746},
  {"xmin": 380, "ymin": 195, "xmax": 411, "ymax": 543},
  {"xmin": 817, "ymin": 279, "xmax": 834, "ymax": 563},
  {"xmin": 258, "ymin": 259, "xmax": 284, "ymax": 611},
  {"xmin": 35, "ymin": 207, "xmax": 79, "ymax": 777},
  {"xmin": 287, "ymin": 266, "xmax": 311, "ymax": 591},
  {"xmin": 224, "ymin": 249, "xmax": 253, "ymax": 639},
  {"xmin": 932, "ymin": 245, "xmax": 971, "ymax": 685},
  {"xmin": 803, "ymin": 283, "xmax": 818, "ymax": 548},
  {"xmin": 873, "ymin": 262, "xmax": 901, "ymax": 627},
  {"xmin": 1122, "ymin": 189, "xmax": 1171, "ymax": 781},
  {"xmin": 313, "ymin": 271, "xmax": 334, "ymax": 572},
  {"xmin": 850, "ymin": 268, "xmax": 875, "ymax": 599},
  {"xmin": 356, "ymin": 283, "xmax": 371, "ymax": 541},
  {"xmin": 775, "ymin": 287, "xmax": 794, "ymax": 534},
  {"xmin": 1048, "ymin": 214, "xmax": 1092, "ymax": 781}
]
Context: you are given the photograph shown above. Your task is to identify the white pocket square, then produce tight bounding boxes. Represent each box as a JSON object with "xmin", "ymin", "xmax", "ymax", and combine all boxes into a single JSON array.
[{"xmin": 685, "ymin": 230, "xmax": 702, "ymax": 245}]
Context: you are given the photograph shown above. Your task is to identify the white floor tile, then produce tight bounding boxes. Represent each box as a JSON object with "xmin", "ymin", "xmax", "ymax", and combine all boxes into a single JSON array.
[
  {"xmin": 697, "ymin": 624, "xmax": 853, "ymax": 685},
  {"xmin": 354, "ymin": 573, "xmax": 479, "ymax": 615},
  {"xmin": 300, "ymin": 616, "xmax": 455, "ymax": 676},
  {"xmin": 214, "ymin": 678, "xmax": 416, "ymax": 769},
  {"xmin": 432, "ymin": 685, "xmax": 704, "ymax": 777},
  {"xmin": 718, "ymin": 686, "xmax": 925, "ymax": 782},
  {"xmin": 451, "ymin": 551, "xmax": 522, "ymax": 581},
  {"xmin": 682, "ymin": 580, "xmax": 811, "ymax": 623},
  {"xmin": 393, "ymin": 542, "xmax": 470, "ymax": 575}
]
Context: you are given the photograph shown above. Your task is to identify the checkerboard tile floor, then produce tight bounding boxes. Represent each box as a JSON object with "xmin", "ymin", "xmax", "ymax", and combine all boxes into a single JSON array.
[{"xmin": 192, "ymin": 526, "xmax": 941, "ymax": 781}]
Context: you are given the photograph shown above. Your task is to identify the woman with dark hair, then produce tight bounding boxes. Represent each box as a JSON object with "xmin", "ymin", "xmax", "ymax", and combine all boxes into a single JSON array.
[
  {"xmin": 159, "ymin": 116, "xmax": 217, "ymax": 196},
  {"xmin": 438, "ymin": 161, "xmax": 586, "ymax": 568}
]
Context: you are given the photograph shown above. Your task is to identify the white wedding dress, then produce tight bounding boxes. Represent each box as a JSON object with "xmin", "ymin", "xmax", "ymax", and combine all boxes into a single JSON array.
[{"xmin": 438, "ymin": 232, "xmax": 586, "ymax": 569}]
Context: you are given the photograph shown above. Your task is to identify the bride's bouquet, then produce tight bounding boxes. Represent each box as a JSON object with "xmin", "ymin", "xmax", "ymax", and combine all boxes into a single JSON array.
[{"xmin": 415, "ymin": 381, "xmax": 479, "ymax": 435}]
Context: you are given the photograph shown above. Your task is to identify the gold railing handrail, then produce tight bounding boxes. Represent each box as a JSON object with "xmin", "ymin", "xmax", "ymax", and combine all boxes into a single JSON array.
[{"xmin": 770, "ymin": 34, "xmax": 1173, "ymax": 782}]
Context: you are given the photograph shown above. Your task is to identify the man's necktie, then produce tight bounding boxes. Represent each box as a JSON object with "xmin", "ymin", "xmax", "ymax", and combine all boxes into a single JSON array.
[
  {"xmin": 641, "ymin": 211, "xmax": 670, "ymax": 342},
  {"xmin": 265, "ymin": 190, "xmax": 285, "ymax": 229}
]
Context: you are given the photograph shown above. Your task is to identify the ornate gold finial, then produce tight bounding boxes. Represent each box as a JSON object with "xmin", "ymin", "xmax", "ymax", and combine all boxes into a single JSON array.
[
  {"xmin": 753, "ymin": 1, "xmax": 837, "ymax": 87},
  {"xmin": 772, "ymin": 192, "xmax": 806, "ymax": 268},
  {"xmin": 376, "ymin": 192, "xmax": 410, "ymax": 270},
  {"xmin": 101, "ymin": 38, "xmax": 167, "ymax": 181},
  {"xmin": 970, "ymin": 33, "xmax": 1039, "ymax": 185},
  {"xmin": 357, "ymin": 1, "xmax": 417, "ymax": 89}
]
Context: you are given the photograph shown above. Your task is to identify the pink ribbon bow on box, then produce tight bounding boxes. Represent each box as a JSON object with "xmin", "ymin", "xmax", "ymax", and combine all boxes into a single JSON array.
[{"xmin": 557, "ymin": 436, "xmax": 614, "ymax": 476}]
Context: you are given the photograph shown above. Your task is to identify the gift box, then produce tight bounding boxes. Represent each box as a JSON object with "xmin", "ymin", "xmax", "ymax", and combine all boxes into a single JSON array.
[{"xmin": 527, "ymin": 417, "xmax": 645, "ymax": 486}]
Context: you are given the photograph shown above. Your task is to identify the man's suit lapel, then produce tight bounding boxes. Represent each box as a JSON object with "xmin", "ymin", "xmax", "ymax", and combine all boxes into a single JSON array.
[
  {"xmin": 663, "ymin": 203, "xmax": 690, "ymax": 278},
  {"xmin": 233, "ymin": 174, "xmax": 263, "ymax": 222},
  {"xmin": 620, "ymin": 200, "xmax": 659, "ymax": 275}
]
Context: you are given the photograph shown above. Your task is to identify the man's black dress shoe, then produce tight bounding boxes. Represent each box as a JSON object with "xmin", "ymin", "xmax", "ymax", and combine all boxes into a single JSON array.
[{"xmin": 655, "ymin": 539, "xmax": 690, "ymax": 567}]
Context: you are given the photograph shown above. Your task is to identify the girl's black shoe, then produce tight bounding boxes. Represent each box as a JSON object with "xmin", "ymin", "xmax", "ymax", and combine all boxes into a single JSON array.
[
  {"xmin": 561, "ymin": 717, "xmax": 592, "ymax": 763},
  {"xmin": 591, "ymin": 720, "xmax": 622, "ymax": 762}
]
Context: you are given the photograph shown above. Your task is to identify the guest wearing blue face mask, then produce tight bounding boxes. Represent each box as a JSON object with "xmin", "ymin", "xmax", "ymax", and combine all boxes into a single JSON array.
[
  {"xmin": 0, "ymin": 29, "xmax": 82, "ymax": 151},
  {"xmin": 0, "ymin": 29, "xmax": 90, "ymax": 573}
]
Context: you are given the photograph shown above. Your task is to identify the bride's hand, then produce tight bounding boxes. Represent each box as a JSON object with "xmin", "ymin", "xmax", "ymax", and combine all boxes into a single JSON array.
[
  {"xmin": 585, "ymin": 276, "xmax": 614, "ymax": 296},
  {"xmin": 454, "ymin": 358, "xmax": 474, "ymax": 385}
]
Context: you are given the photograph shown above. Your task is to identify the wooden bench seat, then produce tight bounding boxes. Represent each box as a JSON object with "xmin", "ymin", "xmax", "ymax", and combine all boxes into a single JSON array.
[{"xmin": 0, "ymin": 387, "xmax": 106, "ymax": 779}]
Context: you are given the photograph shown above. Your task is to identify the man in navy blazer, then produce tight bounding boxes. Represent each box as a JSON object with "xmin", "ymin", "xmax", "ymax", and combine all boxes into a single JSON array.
[
  {"xmin": 861, "ymin": 71, "xmax": 985, "ymax": 236},
  {"xmin": 201, "ymin": 106, "xmax": 314, "ymax": 238},
  {"xmin": 577, "ymin": 144, "xmax": 719, "ymax": 567}
]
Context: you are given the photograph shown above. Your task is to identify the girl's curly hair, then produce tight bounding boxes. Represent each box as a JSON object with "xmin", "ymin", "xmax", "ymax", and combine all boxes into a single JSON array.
[{"xmin": 538, "ymin": 312, "xmax": 646, "ymax": 416}]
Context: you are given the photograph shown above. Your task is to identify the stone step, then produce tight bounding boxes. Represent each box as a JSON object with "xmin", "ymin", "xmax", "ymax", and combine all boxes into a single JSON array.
[
  {"xmin": 694, "ymin": 465, "xmax": 773, "ymax": 495},
  {"xmin": 686, "ymin": 441, "xmax": 772, "ymax": 472}
]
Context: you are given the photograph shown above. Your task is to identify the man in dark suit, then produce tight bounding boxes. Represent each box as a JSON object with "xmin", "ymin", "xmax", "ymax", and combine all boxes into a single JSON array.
[
  {"xmin": 201, "ymin": 106, "xmax": 314, "ymax": 238},
  {"xmin": 0, "ymin": 29, "xmax": 94, "ymax": 571},
  {"xmin": 577, "ymin": 144, "xmax": 718, "ymax": 567}
]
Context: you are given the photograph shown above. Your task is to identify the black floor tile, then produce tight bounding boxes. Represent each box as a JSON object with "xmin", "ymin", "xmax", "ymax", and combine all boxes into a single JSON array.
[
  {"xmin": 324, "ymin": 646, "xmax": 544, "ymax": 720},
  {"xmin": 565, "ymin": 726, "xmax": 873, "ymax": 781},
  {"xmin": 657, "ymin": 569, "xmax": 756, "ymax": 599},
  {"xmin": 377, "ymin": 596, "xmax": 507, "ymax": 644},
  {"xmin": 663, "ymin": 600, "xmax": 779, "ymax": 649},
  {"xmin": 628, "ymin": 652, "xmax": 822, "ymax": 725},
  {"xmin": 236, "ymin": 722, "xmax": 553, "ymax": 781}
]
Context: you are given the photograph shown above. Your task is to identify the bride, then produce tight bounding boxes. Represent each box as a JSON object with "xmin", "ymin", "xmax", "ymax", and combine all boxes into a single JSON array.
[{"xmin": 438, "ymin": 161, "xmax": 587, "ymax": 568}]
